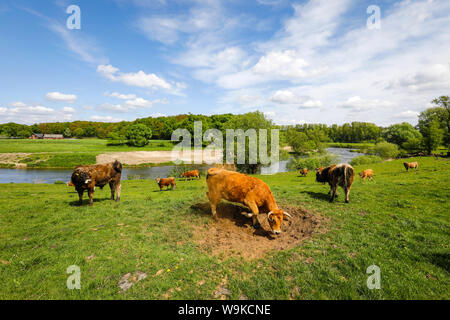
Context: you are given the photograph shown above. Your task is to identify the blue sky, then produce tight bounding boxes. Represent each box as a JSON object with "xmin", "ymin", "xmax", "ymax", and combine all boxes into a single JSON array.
[{"xmin": 0, "ymin": 0, "xmax": 449, "ymax": 125}]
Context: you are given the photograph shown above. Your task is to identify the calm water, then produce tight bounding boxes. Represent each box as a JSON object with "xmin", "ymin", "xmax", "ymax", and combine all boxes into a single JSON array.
[{"xmin": 0, "ymin": 148, "xmax": 363, "ymax": 184}]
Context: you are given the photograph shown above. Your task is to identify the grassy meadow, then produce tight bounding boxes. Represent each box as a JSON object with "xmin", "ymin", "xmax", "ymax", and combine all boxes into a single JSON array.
[
  {"xmin": 0, "ymin": 157, "xmax": 449, "ymax": 299},
  {"xmin": 0, "ymin": 139, "xmax": 175, "ymax": 168}
]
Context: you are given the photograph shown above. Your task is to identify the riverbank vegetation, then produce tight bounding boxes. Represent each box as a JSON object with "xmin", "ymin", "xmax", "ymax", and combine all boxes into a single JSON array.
[{"xmin": 0, "ymin": 96, "xmax": 448, "ymax": 170}]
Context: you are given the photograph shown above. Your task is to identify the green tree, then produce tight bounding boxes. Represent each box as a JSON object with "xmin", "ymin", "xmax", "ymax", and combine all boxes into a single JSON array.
[
  {"xmin": 126, "ymin": 124, "xmax": 152, "ymax": 147},
  {"xmin": 383, "ymin": 122, "xmax": 422, "ymax": 146},
  {"xmin": 287, "ymin": 130, "xmax": 315, "ymax": 154},
  {"xmin": 418, "ymin": 96, "xmax": 449, "ymax": 153},
  {"xmin": 223, "ymin": 111, "xmax": 274, "ymax": 173},
  {"xmin": 73, "ymin": 128, "xmax": 84, "ymax": 138},
  {"xmin": 421, "ymin": 120, "xmax": 444, "ymax": 154},
  {"xmin": 17, "ymin": 128, "xmax": 32, "ymax": 139},
  {"xmin": 371, "ymin": 142, "xmax": 399, "ymax": 159}
]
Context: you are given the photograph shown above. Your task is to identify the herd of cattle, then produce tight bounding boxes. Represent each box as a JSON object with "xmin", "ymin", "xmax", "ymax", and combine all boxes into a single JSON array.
[{"xmin": 67, "ymin": 160, "xmax": 419, "ymax": 234}]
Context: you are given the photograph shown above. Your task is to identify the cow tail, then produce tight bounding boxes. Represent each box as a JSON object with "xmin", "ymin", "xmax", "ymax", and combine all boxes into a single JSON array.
[{"xmin": 344, "ymin": 166, "xmax": 348, "ymax": 187}]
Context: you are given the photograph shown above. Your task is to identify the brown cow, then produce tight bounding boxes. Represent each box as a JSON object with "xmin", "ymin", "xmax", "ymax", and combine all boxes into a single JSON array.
[
  {"xmin": 316, "ymin": 164, "xmax": 354, "ymax": 203},
  {"xmin": 300, "ymin": 168, "xmax": 308, "ymax": 176},
  {"xmin": 67, "ymin": 181, "xmax": 74, "ymax": 187},
  {"xmin": 70, "ymin": 160, "xmax": 122, "ymax": 206},
  {"xmin": 155, "ymin": 177, "xmax": 176, "ymax": 191},
  {"xmin": 359, "ymin": 169, "xmax": 374, "ymax": 181},
  {"xmin": 206, "ymin": 168, "xmax": 292, "ymax": 235},
  {"xmin": 403, "ymin": 162, "xmax": 418, "ymax": 171},
  {"xmin": 181, "ymin": 170, "xmax": 200, "ymax": 180}
]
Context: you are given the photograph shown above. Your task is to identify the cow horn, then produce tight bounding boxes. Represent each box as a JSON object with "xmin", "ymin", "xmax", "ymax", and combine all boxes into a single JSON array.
[
  {"xmin": 268, "ymin": 211, "xmax": 273, "ymax": 220},
  {"xmin": 283, "ymin": 211, "xmax": 293, "ymax": 220}
]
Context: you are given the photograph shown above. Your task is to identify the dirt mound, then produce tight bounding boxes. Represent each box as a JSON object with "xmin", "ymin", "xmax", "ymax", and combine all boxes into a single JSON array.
[{"xmin": 191, "ymin": 202, "xmax": 327, "ymax": 260}]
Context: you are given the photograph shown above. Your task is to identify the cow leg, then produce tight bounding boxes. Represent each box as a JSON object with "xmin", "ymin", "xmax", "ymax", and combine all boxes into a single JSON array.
[
  {"xmin": 115, "ymin": 183, "xmax": 121, "ymax": 202},
  {"xmin": 245, "ymin": 201, "xmax": 260, "ymax": 229},
  {"xmin": 77, "ymin": 189, "xmax": 83, "ymax": 205},
  {"xmin": 88, "ymin": 188, "xmax": 95, "ymax": 206},
  {"xmin": 344, "ymin": 186, "xmax": 351, "ymax": 203},
  {"xmin": 109, "ymin": 181, "xmax": 115, "ymax": 200},
  {"xmin": 329, "ymin": 185, "xmax": 337, "ymax": 202},
  {"xmin": 207, "ymin": 192, "xmax": 219, "ymax": 220}
]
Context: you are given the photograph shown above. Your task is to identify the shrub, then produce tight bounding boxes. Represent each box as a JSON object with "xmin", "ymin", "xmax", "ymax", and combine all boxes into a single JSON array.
[
  {"xmin": 350, "ymin": 155, "xmax": 383, "ymax": 166},
  {"xmin": 53, "ymin": 180, "xmax": 65, "ymax": 184},
  {"xmin": 126, "ymin": 124, "xmax": 152, "ymax": 147},
  {"xmin": 369, "ymin": 142, "xmax": 399, "ymax": 159},
  {"xmin": 288, "ymin": 154, "xmax": 339, "ymax": 171}
]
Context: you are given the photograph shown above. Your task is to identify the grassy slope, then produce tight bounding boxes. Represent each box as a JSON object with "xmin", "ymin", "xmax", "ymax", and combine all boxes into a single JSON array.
[
  {"xmin": 0, "ymin": 157, "xmax": 448, "ymax": 299},
  {"xmin": 0, "ymin": 139, "xmax": 174, "ymax": 168}
]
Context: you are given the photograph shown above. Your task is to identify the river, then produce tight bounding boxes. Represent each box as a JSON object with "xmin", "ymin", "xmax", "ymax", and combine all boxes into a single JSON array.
[{"xmin": 0, "ymin": 148, "xmax": 364, "ymax": 184}]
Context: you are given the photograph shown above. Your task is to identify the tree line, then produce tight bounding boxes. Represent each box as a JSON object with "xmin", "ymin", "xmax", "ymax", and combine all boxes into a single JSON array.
[{"xmin": 1, "ymin": 96, "xmax": 448, "ymax": 155}]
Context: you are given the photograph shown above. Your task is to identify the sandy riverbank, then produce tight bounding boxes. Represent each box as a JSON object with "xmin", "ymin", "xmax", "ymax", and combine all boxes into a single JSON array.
[{"xmin": 96, "ymin": 149, "xmax": 224, "ymax": 165}]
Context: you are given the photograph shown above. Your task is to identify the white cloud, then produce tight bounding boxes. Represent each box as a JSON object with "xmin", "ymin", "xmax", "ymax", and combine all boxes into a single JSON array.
[
  {"xmin": 97, "ymin": 64, "xmax": 183, "ymax": 94},
  {"xmin": 10, "ymin": 101, "xmax": 27, "ymax": 107},
  {"xmin": 90, "ymin": 115, "xmax": 124, "ymax": 122},
  {"xmin": 108, "ymin": 92, "xmax": 137, "ymax": 100},
  {"xmin": 0, "ymin": 103, "xmax": 74, "ymax": 124},
  {"xmin": 150, "ymin": 113, "xmax": 166, "ymax": 118},
  {"xmin": 393, "ymin": 110, "xmax": 420, "ymax": 119},
  {"xmin": 252, "ymin": 50, "xmax": 324, "ymax": 80},
  {"xmin": 100, "ymin": 98, "xmax": 167, "ymax": 113},
  {"xmin": 340, "ymin": 96, "xmax": 395, "ymax": 112},
  {"xmin": 386, "ymin": 64, "xmax": 450, "ymax": 92},
  {"xmin": 46, "ymin": 92, "xmax": 77, "ymax": 103},
  {"xmin": 23, "ymin": 8, "xmax": 108, "ymax": 65},
  {"xmin": 124, "ymin": 97, "xmax": 168, "ymax": 108},
  {"xmin": 270, "ymin": 90, "xmax": 322, "ymax": 108},
  {"xmin": 62, "ymin": 107, "xmax": 75, "ymax": 113}
]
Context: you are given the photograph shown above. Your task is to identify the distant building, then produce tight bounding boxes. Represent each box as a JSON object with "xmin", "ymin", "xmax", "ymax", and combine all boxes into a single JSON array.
[
  {"xmin": 43, "ymin": 134, "xmax": 64, "ymax": 139},
  {"xmin": 29, "ymin": 133, "xmax": 44, "ymax": 139}
]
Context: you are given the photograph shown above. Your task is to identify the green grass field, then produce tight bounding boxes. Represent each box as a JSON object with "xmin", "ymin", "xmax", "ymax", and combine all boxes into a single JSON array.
[
  {"xmin": 0, "ymin": 157, "xmax": 448, "ymax": 299},
  {"xmin": 0, "ymin": 139, "xmax": 175, "ymax": 168},
  {"xmin": 0, "ymin": 138, "xmax": 175, "ymax": 153}
]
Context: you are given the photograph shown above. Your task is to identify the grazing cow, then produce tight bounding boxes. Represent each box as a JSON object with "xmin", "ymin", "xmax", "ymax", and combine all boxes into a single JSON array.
[
  {"xmin": 206, "ymin": 168, "xmax": 292, "ymax": 234},
  {"xmin": 181, "ymin": 170, "xmax": 200, "ymax": 180},
  {"xmin": 70, "ymin": 160, "xmax": 122, "ymax": 206},
  {"xmin": 403, "ymin": 162, "xmax": 418, "ymax": 171},
  {"xmin": 155, "ymin": 177, "xmax": 176, "ymax": 191},
  {"xmin": 300, "ymin": 168, "xmax": 308, "ymax": 176},
  {"xmin": 316, "ymin": 164, "xmax": 354, "ymax": 203},
  {"xmin": 67, "ymin": 181, "xmax": 74, "ymax": 187},
  {"xmin": 359, "ymin": 169, "xmax": 374, "ymax": 181}
]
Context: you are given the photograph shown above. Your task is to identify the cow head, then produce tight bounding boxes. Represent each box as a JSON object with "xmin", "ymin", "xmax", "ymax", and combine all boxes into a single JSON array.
[
  {"xmin": 359, "ymin": 171, "xmax": 364, "ymax": 178},
  {"xmin": 315, "ymin": 166, "xmax": 329, "ymax": 183},
  {"xmin": 267, "ymin": 210, "xmax": 292, "ymax": 234},
  {"xmin": 155, "ymin": 178, "xmax": 161, "ymax": 184}
]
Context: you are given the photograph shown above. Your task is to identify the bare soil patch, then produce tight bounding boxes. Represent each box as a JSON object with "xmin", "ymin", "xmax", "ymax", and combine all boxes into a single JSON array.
[
  {"xmin": 191, "ymin": 202, "xmax": 328, "ymax": 259},
  {"xmin": 0, "ymin": 153, "xmax": 31, "ymax": 167}
]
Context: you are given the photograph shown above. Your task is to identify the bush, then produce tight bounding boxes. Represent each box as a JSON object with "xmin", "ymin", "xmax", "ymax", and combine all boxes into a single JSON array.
[
  {"xmin": 126, "ymin": 124, "xmax": 152, "ymax": 147},
  {"xmin": 288, "ymin": 154, "xmax": 339, "ymax": 171},
  {"xmin": 369, "ymin": 142, "xmax": 399, "ymax": 159},
  {"xmin": 350, "ymin": 155, "xmax": 383, "ymax": 166}
]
